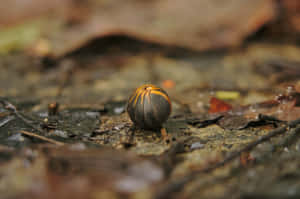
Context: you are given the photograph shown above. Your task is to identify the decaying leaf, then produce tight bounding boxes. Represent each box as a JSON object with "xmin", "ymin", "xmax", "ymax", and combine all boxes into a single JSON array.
[
  {"xmin": 187, "ymin": 88, "xmax": 300, "ymax": 130},
  {"xmin": 217, "ymin": 87, "xmax": 300, "ymax": 129},
  {"xmin": 186, "ymin": 113, "xmax": 223, "ymax": 128},
  {"xmin": 209, "ymin": 97, "xmax": 233, "ymax": 114},
  {"xmin": 0, "ymin": 0, "xmax": 275, "ymax": 57}
]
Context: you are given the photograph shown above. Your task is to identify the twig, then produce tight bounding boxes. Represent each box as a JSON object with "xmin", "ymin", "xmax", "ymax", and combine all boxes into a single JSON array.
[
  {"xmin": 20, "ymin": 130, "xmax": 65, "ymax": 146},
  {"xmin": 1, "ymin": 100, "xmax": 65, "ymax": 146},
  {"xmin": 0, "ymin": 100, "xmax": 44, "ymax": 134},
  {"xmin": 184, "ymin": 125, "xmax": 300, "ymax": 199},
  {"xmin": 275, "ymin": 125, "xmax": 300, "ymax": 148},
  {"xmin": 0, "ymin": 115, "xmax": 15, "ymax": 127},
  {"xmin": 154, "ymin": 118, "xmax": 300, "ymax": 199}
]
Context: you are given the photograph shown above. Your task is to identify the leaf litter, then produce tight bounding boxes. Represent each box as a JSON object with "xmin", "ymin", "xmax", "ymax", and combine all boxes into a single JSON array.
[{"xmin": 1, "ymin": 4, "xmax": 300, "ymax": 198}]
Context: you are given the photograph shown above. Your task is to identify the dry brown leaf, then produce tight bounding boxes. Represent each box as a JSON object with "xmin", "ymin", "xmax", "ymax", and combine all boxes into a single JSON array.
[{"xmin": 0, "ymin": 0, "xmax": 275, "ymax": 57}]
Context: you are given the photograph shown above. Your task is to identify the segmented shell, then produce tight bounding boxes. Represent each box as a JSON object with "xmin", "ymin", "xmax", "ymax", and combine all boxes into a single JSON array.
[{"xmin": 127, "ymin": 84, "xmax": 171, "ymax": 129}]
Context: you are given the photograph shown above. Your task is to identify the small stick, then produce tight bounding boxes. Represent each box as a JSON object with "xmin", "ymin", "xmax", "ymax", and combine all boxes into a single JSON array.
[
  {"xmin": 185, "ymin": 125, "xmax": 300, "ymax": 198},
  {"xmin": 20, "ymin": 130, "xmax": 65, "ymax": 146},
  {"xmin": 0, "ymin": 100, "xmax": 44, "ymax": 133},
  {"xmin": 154, "ymin": 118, "xmax": 300, "ymax": 199},
  {"xmin": 1, "ymin": 99, "xmax": 65, "ymax": 146}
]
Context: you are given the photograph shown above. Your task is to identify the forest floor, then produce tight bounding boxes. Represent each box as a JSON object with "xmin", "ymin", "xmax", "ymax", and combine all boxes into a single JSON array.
[{"xmin": 1, "ymin": 37, "xmax": 300, "ymax": 199}]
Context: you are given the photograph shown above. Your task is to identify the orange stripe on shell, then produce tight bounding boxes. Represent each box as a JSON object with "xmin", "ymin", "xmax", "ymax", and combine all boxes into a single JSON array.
[
  {"xmin": 133, "ymin": 88, "xmax": 144, "ymax": 106},
  {"xmin": 150, "ymin": 90, "xmax": 171, "ymax": 106},
  {"xmin": 131, "ymin": 84, "xmax": 168, "ymax": 107}
]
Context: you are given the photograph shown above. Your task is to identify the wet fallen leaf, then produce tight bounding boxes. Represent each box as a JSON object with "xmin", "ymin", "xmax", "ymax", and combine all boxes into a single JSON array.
[
  {"xmin": 186, "ymin": 113, "xmax": 223, "ymax": 128},
  {"xmin": 217, "ymin": 114, "xmax": 252, "ymax": 130}
]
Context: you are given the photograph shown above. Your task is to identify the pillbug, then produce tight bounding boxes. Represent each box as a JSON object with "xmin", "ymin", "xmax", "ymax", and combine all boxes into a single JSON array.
[{"xmin": 127, "ymin": 84, "xmax": 172, "ymax": 130}]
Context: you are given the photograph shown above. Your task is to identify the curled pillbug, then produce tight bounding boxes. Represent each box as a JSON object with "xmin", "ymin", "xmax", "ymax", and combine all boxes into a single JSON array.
[{"xmin": 127, "ymin": 84, "xmax": 172, "ymax": 130}]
